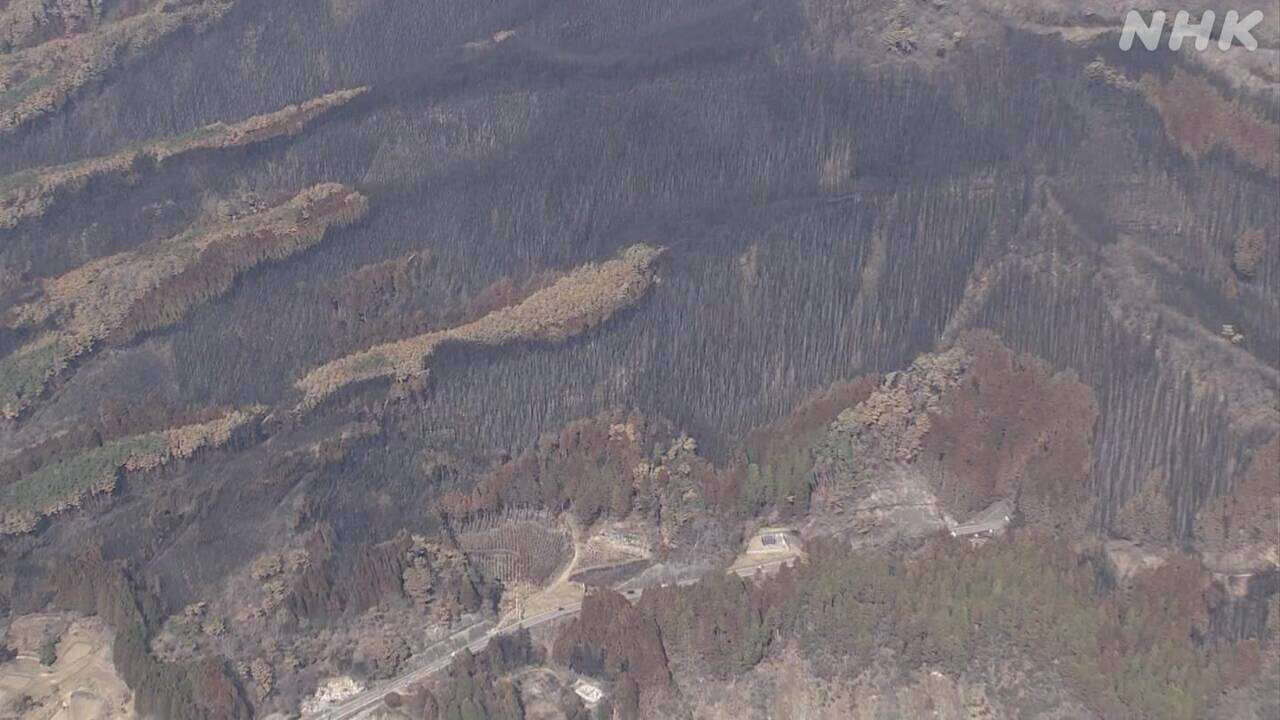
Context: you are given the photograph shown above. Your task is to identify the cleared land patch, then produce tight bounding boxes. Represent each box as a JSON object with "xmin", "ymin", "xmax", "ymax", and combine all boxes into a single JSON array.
[
  {"xmin": 0, "ymin": 614, "xmax": 134, "ymax": 719},
  {"xmin": 456, "ymin": 510, "xmax": 574, "ymax": 587}
]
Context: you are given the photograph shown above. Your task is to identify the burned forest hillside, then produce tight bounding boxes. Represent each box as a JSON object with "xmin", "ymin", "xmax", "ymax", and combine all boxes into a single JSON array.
[{"xmin": 0, "ymin": 1, "xmax": 1277, "ymax": 719}]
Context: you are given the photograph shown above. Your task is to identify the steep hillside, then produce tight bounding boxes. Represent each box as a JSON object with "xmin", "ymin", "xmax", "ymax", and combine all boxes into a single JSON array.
[{"xmin": 0, "ymin": 1, "xmax": 1275, "ymax": 718}]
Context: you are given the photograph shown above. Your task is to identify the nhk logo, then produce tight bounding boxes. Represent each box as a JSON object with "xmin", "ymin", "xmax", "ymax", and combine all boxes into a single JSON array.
[{"xmin": 1119, "ymin": 10, "xmax": 1265, "ymax": 51}]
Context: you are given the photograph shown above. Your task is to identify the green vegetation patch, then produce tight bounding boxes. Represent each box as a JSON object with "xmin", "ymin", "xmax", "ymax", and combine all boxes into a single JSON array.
[
  {"xmin": 644, "ymin": 537, "xmax": 1251, "ymax": 720},
  {"xmin": 350, "ymin": 351, "xmax": 393, "ymax": 375},
  {"xmin": 0, "ymin": 432, "xmax": 167, "ymax": 514},
  {"xmin": 0, "ymin": 338, "xmax": 71, "ymax": 414},
  {"xmin": 151, "ymin": 124, "xmax": 223, "ymax": 157},
  {"xmin": 738, "ymin": 380, "xmax": 874, "ymax": 517},
  {"xmin": 0, "ymin": 168, "xmax": 40, "ymax": 196},
  {"xmin": 0, "ymin": 74, "xmax": 52, "ymax": 110}
]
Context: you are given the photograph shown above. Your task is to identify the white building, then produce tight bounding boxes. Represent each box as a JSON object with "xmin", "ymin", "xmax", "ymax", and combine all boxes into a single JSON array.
[{"xmin": 745, "ymin": 527, "xmax": 799, "ymax": 555}]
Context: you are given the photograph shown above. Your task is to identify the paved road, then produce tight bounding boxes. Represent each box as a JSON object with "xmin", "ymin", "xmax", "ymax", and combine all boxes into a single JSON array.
[
  {"xmin": 948, "ymin": 515, "xmax": 1010, "ymax": 538},
  {"xmin": 316, "ymin": 556, "xmax": 797, "ymax": 720}
]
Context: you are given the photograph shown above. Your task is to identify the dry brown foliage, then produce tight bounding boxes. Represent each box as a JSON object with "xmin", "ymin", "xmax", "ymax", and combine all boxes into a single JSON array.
[
  {"xmin": 330, "ymin": 251, "xmax": 431, "ymax": 316},
  {"xmin": 923, "ymin": 331, "xmax": 1099, "ymax": 529},
  {"xmin": 0, "ymin": 86, "xmax": 366, "ymax": 228},
  {"xmin": 129, "ymin": 404, "xmax": 267, "ymax": 471},
  {"xmin": 1141, "ymin": 70, "xmax": 1280, "ymax": 176},
  {"xmin": 462, "ymin": 409, "xmax": 695, "ymax": 527},
  {"xmin": 1194, "ymin": 435, "xmax": 1280, "ymax": 564},
  {"xmin": 0, "ymin": 184, "xmax": 366, "ymax": 417},
  {"xmin": 1232, "ymin": 228, "xmax": 1267, "ymax": 279},
  {"xmin": 828, "ymin": 345, "xmax": 968, "ymax": 466},
  {"xmin": 0, "ymin": 0, "xmax": 236, "ymax": 136},
  {"xmin": 295, "ymin": 244, "xmax": 664, "ymax": 409},
  {"xmin": 0, "ymin": 0, "xmax": 113, "ymax": 52}
]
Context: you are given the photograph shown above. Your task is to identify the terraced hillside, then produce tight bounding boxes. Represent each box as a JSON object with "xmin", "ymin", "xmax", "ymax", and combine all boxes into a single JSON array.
[{"xmin": 455, "ymin": 510, "xmax": 573, "ymax": 586}]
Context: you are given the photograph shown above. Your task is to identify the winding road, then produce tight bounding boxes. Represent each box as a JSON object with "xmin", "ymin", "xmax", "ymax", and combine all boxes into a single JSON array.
[{"xmin": 316, "ymin": 556, "xmax": 797, "ymax": 719}]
